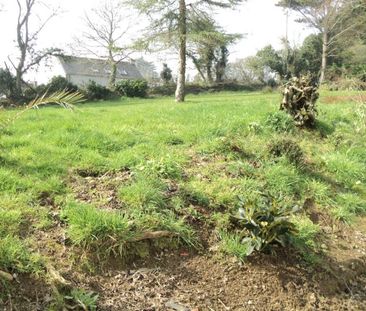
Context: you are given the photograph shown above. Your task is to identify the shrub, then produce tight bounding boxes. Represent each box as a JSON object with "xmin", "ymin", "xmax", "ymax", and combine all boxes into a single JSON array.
[
  {"xmin": 268, "ymin": 138, "xmax": 304, "ymax": 166},
  {"xmin": 160, "ymin": 63, "xmax": 173, "ymax": 84},
  {"xmin": 84, "ymin": 81, "xmax": 113, "ymax": 100},
  {"xmin": 116, "ymin": 79, "xmax": 148, "ymax": 98},
  {"xmin": 265, "ymin": 111, "xmax": 295, "ymax": 133},
  {"xmin": 47, "ymin": 76, "xmax": 78, "ymax": 93},
  {"xmin": 23, "ymin": 77, "xmax": 78, "ymax": 102},
  {"xmin": 0, "ymin": 68, "xmax": 16, "ymax": 99},
  {"xmin": 280, "ymin": 75, "xmax": 319, "ymax": 127},
  {"xmin": 228, "ymin": 194, "xmax": 300, "ymax": 256}
]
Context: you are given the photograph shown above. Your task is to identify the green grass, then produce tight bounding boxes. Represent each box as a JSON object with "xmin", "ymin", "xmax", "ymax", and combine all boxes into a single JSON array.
[{"xmin": 0, "ymin": 90, "xmax": 365, "ymax": 273}]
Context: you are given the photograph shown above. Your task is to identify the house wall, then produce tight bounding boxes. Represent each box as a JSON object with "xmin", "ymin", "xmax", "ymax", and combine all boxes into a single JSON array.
[{"xmin": 68, "ymin": 74, "xmax": 109, "ymax": 87}]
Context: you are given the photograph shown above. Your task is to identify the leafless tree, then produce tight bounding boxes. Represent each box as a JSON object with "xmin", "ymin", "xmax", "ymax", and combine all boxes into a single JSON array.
[
  {"xmin": 9, "ymin": 0, "xmax": 60, "ymax": 94},
  {"xmin": 74, "ymin": 0, "xmax": 134, "ymax": 90}
]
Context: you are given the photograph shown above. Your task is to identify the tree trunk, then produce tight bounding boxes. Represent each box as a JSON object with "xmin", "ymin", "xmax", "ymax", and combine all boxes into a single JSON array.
[
  {"xmin": 175, "ymin": 0, "xmax": 186, "ymax": 103},
  {"xmin": 319, "ymin": 31, "xmax": 328, "ymax": 84},
  {"xmin": 15, "ymin": 44, "xmax": 26, "ymax": 95},
  {"xmin": 188, "ymin": 54, "xmax": 206, "ymax": 83},
  {"xmin": 207, "ymin": 63, "xmax": 213, "ymax": 85},
  {"xmin": 108, "ymin": 58, "xmax": 117, "ymax": 91}
]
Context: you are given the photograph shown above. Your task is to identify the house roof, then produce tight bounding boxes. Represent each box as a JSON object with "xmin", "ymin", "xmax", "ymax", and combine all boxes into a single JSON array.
[{"xmin": 58, "ymin": 56, "xmax": 143, "ymax": 80}]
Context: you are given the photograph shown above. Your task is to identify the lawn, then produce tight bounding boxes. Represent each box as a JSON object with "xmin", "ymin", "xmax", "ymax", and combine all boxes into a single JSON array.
[{"xmin": 1, "ymin": 90, "xmax": 366, "ymax": 310}]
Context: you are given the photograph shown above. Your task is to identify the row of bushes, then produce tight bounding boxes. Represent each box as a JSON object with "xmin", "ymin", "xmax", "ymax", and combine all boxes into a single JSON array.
[
  {"xmin": 0, "ymin": 72, "xmax": 149, "ymax": 105},
  {"xmin": 31, "ymin": 77, "xmax": 149, "ymax": 101},
  {"xmin": 149, "ymin": 82, "xmax": 264, "ymax": 97}
]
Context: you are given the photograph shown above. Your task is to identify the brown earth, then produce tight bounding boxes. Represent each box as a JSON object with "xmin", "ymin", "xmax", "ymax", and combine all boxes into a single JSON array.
[
  {"xmin": 1, "ymin": 172, "xmax": 366, "ymax": 311},
  {"xmin": 320, "ymin": 94, "xmax": 366, "ymax": 104}
]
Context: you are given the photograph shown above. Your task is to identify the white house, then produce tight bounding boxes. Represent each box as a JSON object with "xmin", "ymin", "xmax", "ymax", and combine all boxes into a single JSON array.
[{"xmin": 55, "ymin": 56, "xmax": 143, "ymax": 87}]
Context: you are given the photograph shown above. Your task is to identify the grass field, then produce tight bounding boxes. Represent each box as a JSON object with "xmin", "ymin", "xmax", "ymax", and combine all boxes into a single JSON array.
[{"xmin": 1, "ymin": 90, "xmax": 366, "ymax": 309}]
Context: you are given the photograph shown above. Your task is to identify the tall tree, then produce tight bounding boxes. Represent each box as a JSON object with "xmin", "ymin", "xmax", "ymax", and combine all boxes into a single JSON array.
[
  {"xmin": 135, "ymin": 57, "xmax": 159, "ymax": 82},
  {"xmin": 125, "ymin": 0, "xmax": 245, "ymax": 102},
  {"xmin": 10, "ymin": 0, "xmax": 59, "ymax": 95},
  {"xmin": 186, "ymin": 15, "xmax": 241, "ymax": 84},
  {"xmin": 277, "ymin": 0, "xmax": 366, "ymax": 83},
  {"xmin": 75, "ymin": 1, "xmax": 133, "ymax": 90}
]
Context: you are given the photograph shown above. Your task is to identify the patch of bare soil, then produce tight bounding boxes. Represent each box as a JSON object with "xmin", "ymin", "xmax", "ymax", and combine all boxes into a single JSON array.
[
  {"xmin": 70, "ymin": 240, "xmax": 366, "ymax": 311},
  {"xmin": 321, "ymin": 95, "xmax": 366, "ymax": 104},
  {"xmin": 68, "ymin": 169, "xmax": 132, "ymax": 209}
]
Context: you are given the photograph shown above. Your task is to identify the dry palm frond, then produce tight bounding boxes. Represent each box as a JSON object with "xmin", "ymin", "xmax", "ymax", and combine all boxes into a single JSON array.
[{"xmin": 0, "ymin": 90, "xmax": 85, "ymax": 132}]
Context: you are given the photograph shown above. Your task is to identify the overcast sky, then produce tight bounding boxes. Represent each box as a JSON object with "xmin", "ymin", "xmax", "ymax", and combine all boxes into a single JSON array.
[{"xmin": 0, "ymin": 0, "xmax": 313, "ymax": 82}]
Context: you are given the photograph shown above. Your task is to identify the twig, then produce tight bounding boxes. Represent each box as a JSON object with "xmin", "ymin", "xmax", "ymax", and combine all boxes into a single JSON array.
[{"xmin": 218, "ymin": 298, "xmax": 230, "ymax": 310}]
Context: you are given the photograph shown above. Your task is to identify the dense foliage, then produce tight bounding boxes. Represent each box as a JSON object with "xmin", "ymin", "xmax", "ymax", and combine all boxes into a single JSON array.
[
  {"xmin": 84, "ymin": 81, "xmax": 113, "ymax": 100},
  {"xmin": 229, "ymin": 194, "xmax": 300, "ymax": 256},
  {"xmin": 116, "ymin": 79, "xmax": 148, "ymax": 98}
]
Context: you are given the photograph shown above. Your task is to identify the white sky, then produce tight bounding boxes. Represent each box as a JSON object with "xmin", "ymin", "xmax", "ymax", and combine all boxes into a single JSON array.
[{"xmin": 0, "ymin": 0, "xmax": 313, "ymax": 83}]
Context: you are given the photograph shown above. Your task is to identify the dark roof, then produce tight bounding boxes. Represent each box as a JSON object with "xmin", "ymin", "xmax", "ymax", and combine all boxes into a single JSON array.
[{"xmin": 58, "ymin": 56, "xmax": 143, "ymax": 79}]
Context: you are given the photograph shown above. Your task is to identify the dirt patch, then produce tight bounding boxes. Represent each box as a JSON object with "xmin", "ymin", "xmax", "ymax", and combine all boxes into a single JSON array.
[
  {"xmin": 2, "ymin": 215, "xmax": 366, "ymax": 311},
  {"xmin": 68, "ymin": 169, "xmax": 132, "ymax": 210},
  {"xmin": 321, "ymin": 95, "xmax": 366, "ymax": 105},
  {"xmin": 67, "ymin": 243, "xmax": 366, "ymax": 311}
]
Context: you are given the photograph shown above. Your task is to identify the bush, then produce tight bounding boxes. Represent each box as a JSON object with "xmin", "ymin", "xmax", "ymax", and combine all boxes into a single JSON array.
[
  {"xmin": 265, "ymin": 111, "xmax": 295, "ymax": 133},
  {"xmin": 84, "ymin": 81, "xmax": 113, "ymax": 100},
  {"xmin": 228, "ymin": 194, "xmax": 300, "ymax": 256},
  {"xmin": 280, "ymin": 75, "xmax": 319, "ymax": 127},
  {"xmin": 268, "ymin": 138, "xmax": 304, "ymax": 166},
  {"xmin": 148, "ymin": 82, "xmax": 262, "ymax": 97},
  {"xmin": 47, "ymin": 76, "xmax": 78, "ymax": 93},
  {"xmin": 116, "ymin": 79, "xmax": 148, "ymax": 98},
  {"xmin": 0, "ymin": 68, "xmax": 16, "ymax": 99},
  {"xmin": 21, "ymin": 77, "xmax": 79, "ymax": 103}
]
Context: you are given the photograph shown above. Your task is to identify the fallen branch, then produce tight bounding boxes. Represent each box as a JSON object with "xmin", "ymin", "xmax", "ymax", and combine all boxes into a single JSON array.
[
  {"xmin": 131, "ymin": 231, "xmax": 177, "ymax": 242},
  {"xmin": 0, "ymin": 270, "xmax": 14, "ymax": 281}
]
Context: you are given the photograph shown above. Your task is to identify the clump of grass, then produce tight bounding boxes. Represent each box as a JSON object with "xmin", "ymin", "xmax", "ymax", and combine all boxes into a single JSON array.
[
  {"xmin": 332, "ymin": 192, "xmax": 366, "ymax": 223},
  {"xmin": 263, "ymin": 161, "xmax": 302, "ymax": 196},
  {"xmin": 118, "ymin": 175, "xmax": 167, "ymax": 209},
  {"xmin": 336, "ymin": 193, "xmax": 366, "ymax": 215},
  {"xmin": 305, "ymin": 179, "xmax": 331, "ymax": 205},
  {"xmin": 61, "ymin": 202, "xmax": 197, "ymax": 256},
  {"xmin": 61, "ymin": 203, "xmax": 135, "ymax": 254},
  {"xmin": 179, "ymin": 182, "xmax": 210, "ymax": 207},
  {"xmin": 0, "ymin": 236, "xmax": 43, "ymax": 274},
  {"xmin": 265, "ymin": 111, "xmax": 295, "ymax": 133},
  {"xmin": 0, "ymin": 209, "xmax": 22, "ymax": 237},
  {"xmin": 268, "ymin": 138, "xmax": 305, "ymax": 167},
  {"xmin": 322, "ymin": 153, "xmax": 365, "ymax": 188},
  {"xmin": 136, "ymin": 156, "xmax": 184, "ymax": 179},
  {"xmin": 218, "ymin": 231, "xmax": 250, "ymax": 262},
  {"xmin": 290, "ymin": 216, "xmax": 320, "ymax": 264}
]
